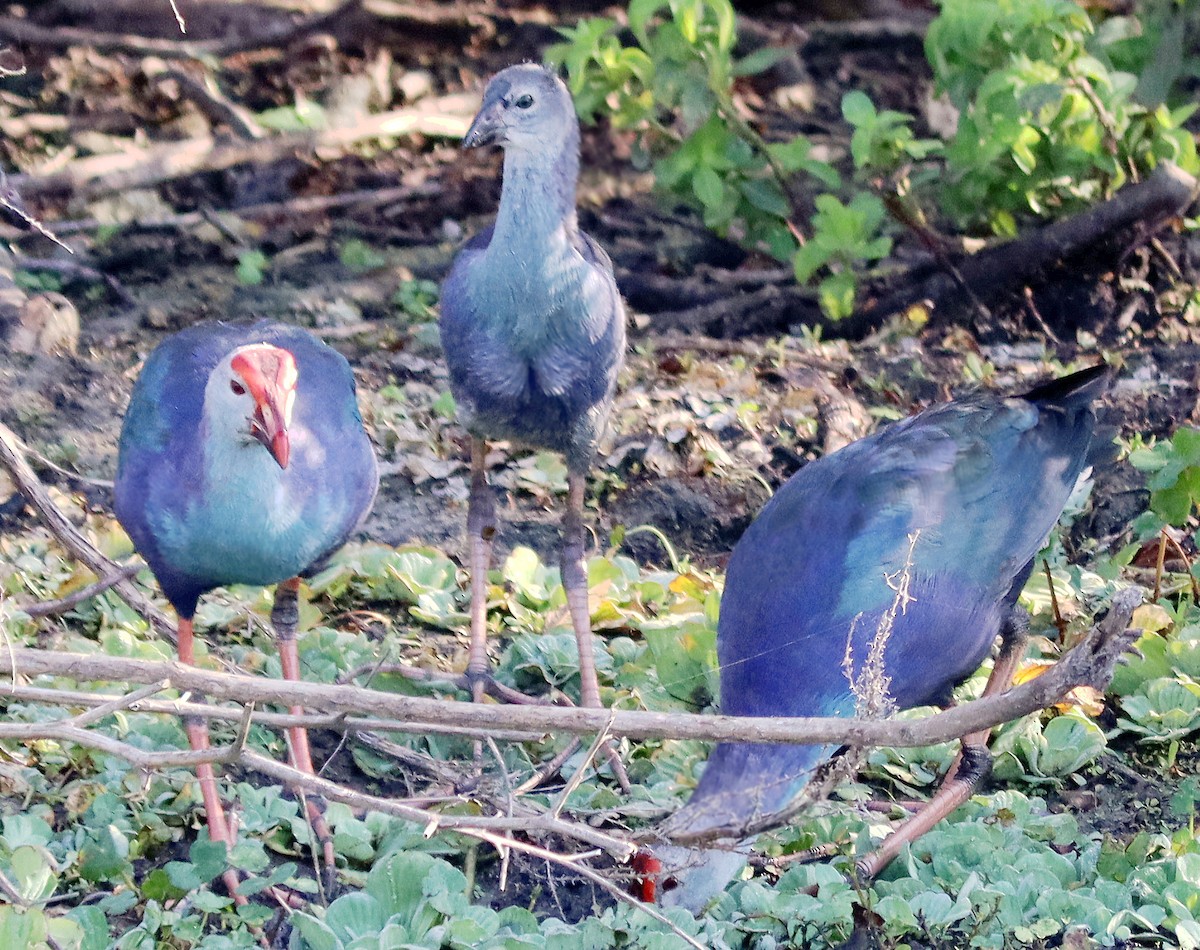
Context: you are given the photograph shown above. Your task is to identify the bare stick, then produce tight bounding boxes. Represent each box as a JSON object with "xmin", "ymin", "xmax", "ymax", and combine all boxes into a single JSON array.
[
  {"xmin": 0, "ymin": 683, "xmax": 544, "ymax": 742},
  {"xmin": 0, "ymin": 587, "xmax": 1143, "ymax": 750},
  {"xmin": 19, "ymin": 564, "xmax": 142, "ymax": 619},
  {"xmin": 241, "ymin": 750, "xmax": 634, "ymax": 858},
  {"xmin": 0, "ymin": 719, "xmax": 239, "ymax": 768},
  {"xmin": 141, "ymin": 57, "xmax": 263, "ymax": 139},
  {"xmin": 8, "ymin": 183, "xmax": 441, "ymax": 240},
  {"xmin": 9, "ymin": 94, "xmax": 477, "ymax": 203},
  {"xmin": 0, "ymin": 422, "xmax": 178, "ymax": 644}
]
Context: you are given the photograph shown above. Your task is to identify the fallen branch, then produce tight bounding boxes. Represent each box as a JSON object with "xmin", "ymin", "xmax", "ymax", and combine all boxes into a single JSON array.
[
  {"xmin": 9, "ymin": 94, "xmax": 477, "ymax": 203},
  {"xmin": 0, "ymin": 680, "xmax": 251, "ymax": 768},
  {"xmin": 0, "ymin": 683, "xmax": 543, "ymax": 743},
  {"xmin": 866, "ymin": 161, "xmax": 1200, "ymax": 323},
  {"xmin": 0, "ymin": 0, "xmax": 361, "ymax": 61},
  {"xmin": 141, "ymin": 56, "xmax": 263, "ymax": 139},
  {"xmin": 0, "ymin": 421, "xmax": 178, "ymax": 644},
  {"xmin": 19, "ymin": 564, "xmax": 142, "ymax": 618},
  {"xmin": 6, "ymin": 182, "xmax": 442, "ymax": 240},
  {"xmin": 0, "ymin": 587, "xmax": 1143, "ymax": 749}
]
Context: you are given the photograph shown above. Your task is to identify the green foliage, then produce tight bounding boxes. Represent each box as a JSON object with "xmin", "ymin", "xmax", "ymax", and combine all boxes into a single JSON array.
[
  {"xmin": 392, "ymin": 278, "xmax": 440, "ymax": 322},
  {"xmin": 14, "ymin": 268, "xmax": 65, "ymax": 294},
  {"xmin": 255, "ymin": 98, "xmax": 327, "ymax": 132},
  {"xmin": 792, "ymin": 193, "xmax": 892, "ymax": 321},
  {"xmin": 6, "ymin": 372, "xmax": 1200, "ymax": 948},
  {"xmin": 927, "ymin": 0, "xmax": 1198, "ymax": 234},
  {"xmin": 338, "ymin": 239, "xmax": 388, "ymax": 273},
  {"xmin": 235, "ymin": 249, "xmax": 269, "ymax": 286},
  {"xmin": 1130, "ymin": 427, "xmax": 1200, "ymax": 529},
  {"xmin": 842, "ymin": 90, "xmax": 938, "ymax": 172},
  {"xmin": 547, "ymin": 0, "xmax": 842, "ymax": 288},
  {"xmin": 549, "ymin": 0, "xmax": 1198, "ymax": 319}
]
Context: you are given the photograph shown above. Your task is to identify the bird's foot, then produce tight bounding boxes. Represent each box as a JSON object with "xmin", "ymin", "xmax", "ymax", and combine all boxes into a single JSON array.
[{"xmin": 853, "ymin": 745, "xmax": 992, "ymax": 883}]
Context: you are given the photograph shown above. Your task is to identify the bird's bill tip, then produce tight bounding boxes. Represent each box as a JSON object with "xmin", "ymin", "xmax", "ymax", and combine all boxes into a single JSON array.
[
  {"xmin": 462, "ymin": 104, "xmax": 503, "ymax": 149},
  {"xmin": 268, "ymin": 429, "xmax": 290, "ymax": 469},
  {"xmin": 250, "ymin": 401, "xmax": 291, "ymax": 468}
]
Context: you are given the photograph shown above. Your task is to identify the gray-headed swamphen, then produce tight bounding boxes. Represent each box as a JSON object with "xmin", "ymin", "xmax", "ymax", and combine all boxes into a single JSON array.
[
  {"xmin": 115, "ymin": 321, "xmax": 378, "ymax": 893},
  {"xmin": 439, "ymin": 64, "xmax": 627, "ymax": 715},
  {"xmin": 639, "ymin": 364, "xmax": 1110, "ymax": 912}
]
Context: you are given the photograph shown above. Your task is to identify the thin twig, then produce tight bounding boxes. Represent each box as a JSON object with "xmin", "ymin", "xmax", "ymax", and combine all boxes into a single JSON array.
[
  {"xmin": 10, "ymin": 183, "xmax": 441, "ymax": 240},
  {"xmin": 551, "ymin": 713, "xmax": 616, "ymax": 819},
  {"xmin": 0, "ymin": 683, "xmax": 543, "ymax": 742},
  {"xmin": 71, "ymin": 680, "xmax": 169, "ymax": 727},
  {"xmin": 1043, "ymin": 559, "xmax": 1069, "ymax": 641},
  {"xmin": 20, "ymin": 564, "xmax": 142, "ymax": 619},
  {"xmin": 142, "ymin": 57, "xmax": 263, "ymax": 139},
  {"xmin": 0, "ymin": 422, "xmax": 178, "ymax": 644}
]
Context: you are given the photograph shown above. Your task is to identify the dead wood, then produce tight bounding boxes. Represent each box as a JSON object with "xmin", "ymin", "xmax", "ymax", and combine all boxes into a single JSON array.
[
  {"xmin": 18, "ymin": 563, "xmax": 141, "ymax": 618},
  {"xmin": 0, "ymin": 0, "xmax": 361, "ymax": 61},
  {"xmin": 141, "ymin": 56, "xmax": 263, "ymax": 139},
  {"xmin": 9, "ymin": 93, "xmax": 476, "ymax": 203},
  {"xmin": 5, "ymin": 183, "xmax": 440, "ymax": 240},
  {"xmin": 0, "ymin": 420, "xmax": 179, "ymax": 644},
  {"xmin": 866, "ymin": 161, "xmax": 1200, "ymax": 325},
  {"xmin": 0, "ymin": 586, "xmax": 1143, "ymax": 749}
]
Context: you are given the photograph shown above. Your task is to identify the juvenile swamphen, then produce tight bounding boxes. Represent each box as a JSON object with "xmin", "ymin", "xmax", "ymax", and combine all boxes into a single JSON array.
[
  {"xmin": 115, "ymin": 321, "xmax": 378, "ymax": 892},
  {"xmin": 440, "ymin": 64, "xmax": 627, "ymax": 712},
  {"xmin": 646, "ymin": 365, "xmax": 1110, "ymax": 911}
]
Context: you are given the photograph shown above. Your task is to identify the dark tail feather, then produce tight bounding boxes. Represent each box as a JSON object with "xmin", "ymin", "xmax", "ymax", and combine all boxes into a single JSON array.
[
  {"xmin": 1021, "ymin": 362, "xmax": 1111, "ymax": 407},
  {"xmin": 1024, "ymin": 363, "xmax": 1113, "ymax": 467}
]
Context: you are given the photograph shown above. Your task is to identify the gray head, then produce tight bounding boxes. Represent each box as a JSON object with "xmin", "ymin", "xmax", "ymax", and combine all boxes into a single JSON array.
[{"xmin": 462, "ymin": 64, "xmax": 577, "ymax": 156}]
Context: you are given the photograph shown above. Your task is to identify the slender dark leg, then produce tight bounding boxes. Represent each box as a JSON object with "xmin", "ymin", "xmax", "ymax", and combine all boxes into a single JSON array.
[
  {"xmin": 467, "ymin": 437, "xmax": 496, "ymax": 704},
  {"xmin": 178, "ymin": 617, "xmax": 245, "ymax": 903},
  {"xmin": 855, "ymin": 608, "xmax": 1030, "ymax": 880},
  {"xmin": 562, "ymin": 468, "xmax": 630, "ymax": 791},
  {"xmin": 273, "ymin": 577, "xmax": 337, "ymax": 876}
]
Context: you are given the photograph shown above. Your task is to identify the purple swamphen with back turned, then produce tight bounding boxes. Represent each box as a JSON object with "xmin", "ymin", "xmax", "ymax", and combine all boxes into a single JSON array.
[
  {"xmin": 439, "ymin": 64, "xmax": 627, "ymax": 715},
  {"xmin": 640, "ymin": 364, "xmax": 1111, "ymax": 912},
  {"xmin": 115, "ymin": 321, "xmax": 378, "ymax": 894}
]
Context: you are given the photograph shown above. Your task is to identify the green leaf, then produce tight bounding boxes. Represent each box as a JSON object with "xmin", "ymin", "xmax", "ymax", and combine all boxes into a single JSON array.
[
  {"xmin": 734, "ymin": 45, "xmax": 792, "ymax": 77},
  {"xmin": 77, "ymin": 824, "xmax": 131, "ymax": 884},
  {"xmin": 692, "ymin": 164, "xmax": 725, "ymax": 208},
  {"xmin": 841, "ymin": 90, "xmax": 877, "ymax": 126},
  {"xmin": 291, "ymin": 914, "xmax": 342, "ymax": 950},
  {"xmin": 325, "ymin": 892, "xmax": 387, "ymax": 944},
  {"xmin": 10, "ymin": 846, "xmax": 57, "ymax": 902},
  {"xmin": 0, "ymin": 907, "xmax": 44, "ymax": 950}
]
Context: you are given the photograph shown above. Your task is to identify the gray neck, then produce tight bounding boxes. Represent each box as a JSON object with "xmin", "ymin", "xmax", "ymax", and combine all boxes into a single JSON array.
[{"xmin": 488, "ymin": 128, "xmax": 580, "ymax": 255}]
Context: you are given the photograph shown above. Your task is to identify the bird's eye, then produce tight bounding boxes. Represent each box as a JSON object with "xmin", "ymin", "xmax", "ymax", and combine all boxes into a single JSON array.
[
  {"xmin": 514, "ymin": 94, "xmax": 534, "ymax": 109},
  {"xmin": 230, "ymin": 380, "xmax": 246, "ymax": 396}
]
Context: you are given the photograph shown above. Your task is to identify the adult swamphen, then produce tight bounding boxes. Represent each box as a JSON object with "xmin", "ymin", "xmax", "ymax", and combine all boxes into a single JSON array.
[
  {"xmin": 642, "ymin": 364, "xmax": 1110, "ymax": 912},
  {"xmin": 440, "ymin": 64, "xmax": 627, "ymax": 714},
  {"xmin": 115, "ymin": 321, "xmax": 378, "ymax": 893}
]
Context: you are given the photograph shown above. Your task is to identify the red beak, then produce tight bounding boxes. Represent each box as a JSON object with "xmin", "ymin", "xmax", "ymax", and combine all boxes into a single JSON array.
[
  {"xmin": 230, "ymin": 345, "xmax": 298, "ymax": 470},
  {"xmin": 250, "ymin": 398, "xmax": 291, "ymax": 469}
]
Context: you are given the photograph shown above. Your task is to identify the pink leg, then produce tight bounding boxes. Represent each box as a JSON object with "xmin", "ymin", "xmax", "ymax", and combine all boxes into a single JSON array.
[
  {"xmin": 178, "ymin": 617, "xmax": 245, "ymax": 903},
  {"xmin": 562, "ymin": 470, "xmax": 600, "ymax": 710},
  {"xmin": 856, "ymin": 609, "xmax": 1030, "ymax": 880},
  {"xmin": 272, "ymin": 577, "xmax": 337, "ymax": 874},
  {"xmin": 562, "ymin": 469, "xmax": 630, "ymax": 791},
  {"xmin": 466, "ymin": 437, "xmax": 496, "ymax": 704}
]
